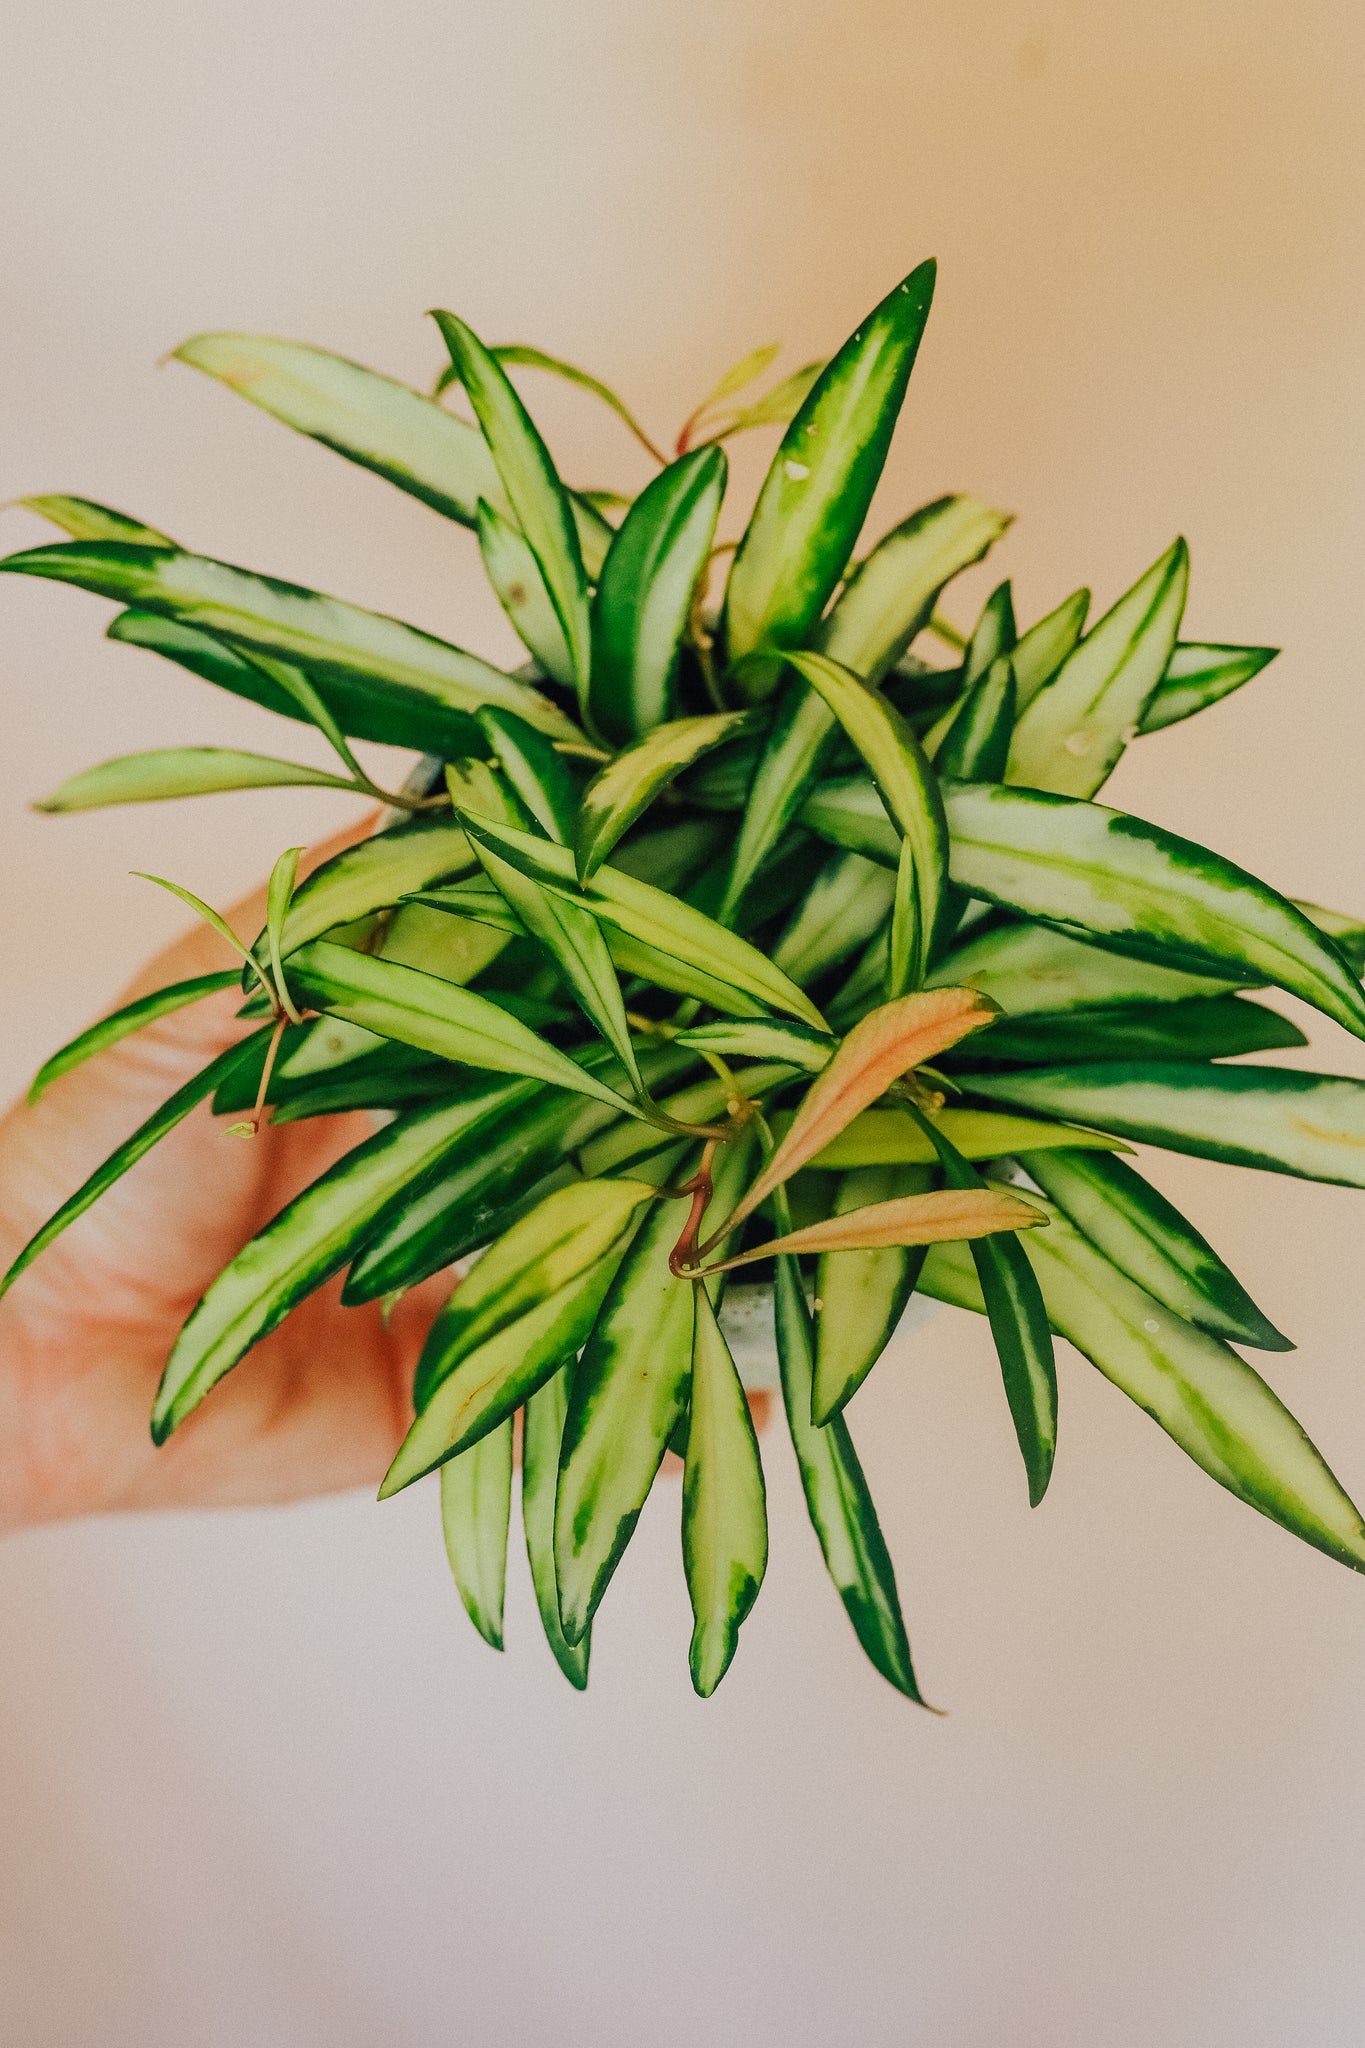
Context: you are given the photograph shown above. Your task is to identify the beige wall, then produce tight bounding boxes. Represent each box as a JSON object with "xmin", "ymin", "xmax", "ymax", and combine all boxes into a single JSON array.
[{"xmin": 2, "ymin": 3, "xmax": 1365, "ymax": 2041}]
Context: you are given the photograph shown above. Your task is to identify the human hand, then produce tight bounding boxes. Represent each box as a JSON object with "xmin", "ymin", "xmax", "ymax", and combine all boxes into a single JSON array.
[{"xmin": 0, "ymin": 817, "xmax": 450, "ymax": 1531}]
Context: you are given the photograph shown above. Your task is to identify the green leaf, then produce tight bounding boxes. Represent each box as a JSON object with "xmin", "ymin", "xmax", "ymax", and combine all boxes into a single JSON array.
[
  {"xmin": 923, "ymin": 1216, "xmax": 1365, "ymax": 1575},
  {"xmin": 522, "ymin": 1366, "xmax": 592, "ymax": 1687},
  {"xmin": 1006, "ymin": 539, "xmax": 1189, "ymax": 796},
  {"xmin": 772, "ymin": 850, "xmax": 896, "ymax": 988},
  {"xmin": 938, "ymin": 782, "xmax": 1365, "ymax": 1040},
  {"xmin": 264, "ymin": 816, "xmax": 475, "ymax": 965},
  {"xmin": 1297, "ymin": 898, "xmax": 1365, "ymax": 974},
  {"xmin": 724, "ymin": 260, "xmax": 938, "ymax": 695},
  {"xmin": 688, "ymin": 340, "xmax": 782, "ymax": 420},
  {"xmin": 441, "ymin": 1419, "xmax": 514, "ymax": 1649},
  {"xmin": 431, "ymin": 311, "xmax": 593, "ymax": 718},
  {"xmin": 265, "ymin": 845, "xmax": 304, "ymax": 1021},
  {"xmin": 930, "ymin": 915, "xmax": 1238, "ymax": 1016},
  {"xmin": 773, "ymin": 1234, "xmax": 927, "ymax": 1701},
  {"xmin": 574, "ymin": 1065, "xmax": 793, "ymax": 1181},
  {"xmin": 907, "ymin": 1105, "xmax": 1056, "ymax": 1505},
  {"xmin": 453, "ymin": 810, "xmax": 827, "ymax": 1029},
  {"xmin": 414, "ymin": 1177, "xmax": 658, "ymax": 1413},
  {"xmin": 684, "ymin": 1287, "xmax": 768, "ymax": 1696},
  {"xmin": 476, "ymin": 706, "xmax": 580, "ymax": 845},
  {"xmin": 285, "ymin": 939, "xmax": 639, "ymax": 1116},
  {"xmin": 674, "ymin": 1018, "xmax": 836, "ymax": 1074},
  {"xmin": 152, "ymin": 1079, "xmax": 531, "ymax": 1438},
  {"xmin": 589, "ymin": 446, "xmax": 728, "ymax": 745},
  {"xmin": 1, "ymin": 542, "xmax": 578, "ymax": 749},
  {"xmin": 343, "ymin": 1119, "xmax": 592, "ymax": 1305},
  {"xmin": 960, "ymin": 993, "xmax": 1306, "ymax": 1067},
  {"xmin": 470, "ymin": 837, "xmax": 644, "ymax": 1092},
  {"xmin": 1018, "ymin": 1148, "xmax": 1289, "ymax": 1350},
  {"xmin": 574, "ymin": 712, "xmax": 749, "ymax": 883},
  {"xmin": 1140, "ymin": 641, "xmax": 1278, "ymax": 734},
  {"xmin": 773, "ymin": 650, "xmax": 947, "ymax": 985},
  {"xmin": 819, "ymin": 495, "xmax": 1013, "ymax": 686},
  {"xmin": 474, "ymin": 343, "xmax": 666, "ymax": 465},
  {"xmin": 959, "ymin": 1060, "xmax": 1365, "ymax": 1188},
  {"xmin": 555, "ymin": 1194, "xmax": 697, "ymax": 1642},
  {"xmin": 27, "ymin": 969, "xmax": 241, "ymax": 1103},
  {"xmin": 1009, "ymin": 589, "xmax": 1089, "ymax": 710},
  {"xmin": 34, "ymin": 746, "xmax": 358, "ymax": 812},
  {"xmin": 933, "ymin": 655, "xmax": 1016, "ymax": 783},
  {"xmin": 813, "ymin": 1165, "xmax": 932, "ymax": 1425},
  {"xmin": 801, "ymin": 1104, "xmax": 1123, "ymax": 1170},
  {"xmin": 715, "ymin": 680, "xmax": 845, "ymax": 924},
  {"xmin": 962, "ymin": 581, "xmax": 1016, "ymax": 689},
  {"xmin": 1, "ymin": 1029, "xmax": 268, "ymax": 1302},
  {"xmin": 475, "ymin": 499, "xmax": 575, "ymax": 687},
  {"xmin": 19, "ymin": 494, "xmax": 175, "ymax": 547},
  {"xmin": 381, "ymin": 1195, "xmax": 650, "ymax": 1498},
  {"xmin": 133, "ymin": 871, "xmax": 276, "ymax": 1005}
]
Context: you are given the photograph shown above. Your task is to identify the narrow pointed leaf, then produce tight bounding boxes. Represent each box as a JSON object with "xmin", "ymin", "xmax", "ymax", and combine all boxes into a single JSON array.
[
  {"xmin": 773, "ymin": 1240, "xmax": 926, "ymax": 1700},
  {"xmin": 930, "ymin": 915, "xmax": 1238, "ymax": 1016},
  {"xmin": 813, "ymin": 1165, "xmax": 932, "ymax": 1424},
  {"xmin": 523, "ymin": 1366, "xmax": 591, "ymax": 1687},
  {"xmin": 35, "ymin": 746, "xmax": 358, "ymax": 811},
  {"xmin": 1140, "ymin": 641, "xmax": 1278, "ymax": 734},
  {"xmin": 1010, "ymin": 588, "xmax": 1090, "ymax": 710},
  {"xmin": 482, "ymin": 343, "xmax": 664, "ymax": 463},
  {"xmin": 414, "ymin": 1178, "xmax": 657, "ymax": 1412},
  {"xmin": 934, "ymin": 655, "xmax": 1016, "ymax": 782},
  {"xmin": 773, "ymin": 850, "xmax": 896, "ymax": 987},
  {"xmin": 724, "ymin": 259, "xmax": 936, "ymax": 694},
  {"xmin": 263, "ymin": 816, "xmax": 475, "ymax": 964},
  {"xmin": 1007, "ymin": 539, "xmax": 1189, "ymax": 796},
  {"xmin": 28, "ymin": 970, "xmax": 241, "ymax": 1103},
  {"xmin": 804, "ymin": 1104, "xmax": 1123, "ymax": 1169},
  {"xmin": 1019, "ymin": 1148, "xmax": 1290, "ymax": 1350},
  {"xmin": 555, "ymin": 1195, "xmax": 697, "ymax": 1641},
  {"xmin": 431, "ymin": 312, "xmax": 592, "ymax": 714},
  {"xmin": 285, "ymin": 941, "xmax": 636, "ymax": 1113},
  {"xmin": 19, "ymin": 495, "xmax": 175, "ymax": 547},
  {"xmin": 382, "ymin": 1232, "xmax": 638, "ymax": 1497},
  {"xmin": 684, "ymin": 1288, "xmax": 768, "ymax": 1696},
  {"xmin": 774, "ymin": 649, "xmax": 947, "ymax": 980},
  {"xmin": 674, "ymin": 1019, "xmax": 835, "ymax": 1073},
  {"xmin": 1295, "ymin": 899, "xmax": 1365, "ymax": 974},
  {"xmin": 719, "ymin": 987, "xmax": 997, "ymax": 1237},
  {"xmin": 960, "ymin": 1061, "xmax": 1365, "ymax": 1188},
  {"xmin": 820, "ymin": 494, "xmax": 1013, "ymax": 685},
  {"xmin": 589, "ymin": 446, "xmax": 728, "ymax": 745},
  {"xmin": 908, "ymin": 1106, "xmax": 1056, "ymax": 1504},
  {"xmin": 922, "ymin": 1220, "xmax": 1365, "ymax": 1574},
  {"xmin": 441, "ymin": 1420, "xmax": 514, "ymax": 1649},
  {"xmin": 454, "ymin": 810, "xmax": 827, "ymax": 1029},
  {"xmin": 152, "ymin": 1081, "xmax": 532, "ymax": 1438},
  {"xmin": 575, "ymin": 713, "xmax": 749, "ymax": 883},
  {"xmin": 476, "ymin": 706, "xmax": 580, "ymax": 844},
  {"xmin": 962, "ymin": 581, "xmax": 1016, "ymax": 689},
  {"xmin": 705, "ymin": 1183, "xmax": 1042, "ymax": 1272},
  {"xmin": 938, "ymin": 782, "xmax": 1365, "ymax": 1039},
  {"xmin": 476, "ymin": 498, "xmax": 575, "ymax": 686},
  {"xmin": 1, "ymin": 541, "xmax": 578, "ymax": 748},
  {"xmin": 0, "ymin": 1030, "xmax": 268, "ymax": 1302},
  {"xmin": 691, "ymin": 341, "xmax": 782, "ymax": 418},
  {"xmin": 574, "ymin": 1065, "xmax": 793, "ymax": 1180},
  {"xmin": 962, "ymin": 993, "xmax": 1305, "ymax": 1067},
  {"xmin": 266, "ymin": 845, "xmax": 305, "ymax": 1020},
  {"xmin": 470, "ymin": 838, "xmax": 644, "ymax": 1091},
  {"xmin": 134, "ymin": 872, "xmax": 276, "ymax": 1002}
]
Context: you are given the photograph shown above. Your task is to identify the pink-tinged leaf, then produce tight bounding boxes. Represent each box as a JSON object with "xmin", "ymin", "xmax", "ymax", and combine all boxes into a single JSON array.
[
  {"xmin": 702, "ymin": 1186, "xmax": 1043, "ymax": 1274},
  {"xmin": 716, "ymin": 986, "xmax": 998, "ymax": 1240}
]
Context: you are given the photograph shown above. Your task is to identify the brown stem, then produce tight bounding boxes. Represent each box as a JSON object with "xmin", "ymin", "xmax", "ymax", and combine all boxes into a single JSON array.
[{"xmin": 667, "ymin": 1140, "xmax": 717, "ymax": 1278}]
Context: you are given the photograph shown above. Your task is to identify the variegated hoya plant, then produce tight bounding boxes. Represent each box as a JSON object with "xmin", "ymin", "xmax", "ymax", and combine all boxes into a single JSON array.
[{"xmin": 6, "ymin": 258, "xmax": 1365, "ymax": 1700}]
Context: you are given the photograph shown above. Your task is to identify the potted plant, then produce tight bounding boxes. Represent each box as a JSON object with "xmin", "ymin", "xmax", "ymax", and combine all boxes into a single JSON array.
[{"xmin": 6, "ymin": 257, "xmax": 1364, "ymax": 1701}]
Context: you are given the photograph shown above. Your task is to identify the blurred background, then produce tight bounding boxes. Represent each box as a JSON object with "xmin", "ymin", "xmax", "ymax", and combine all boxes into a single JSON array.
[{"xmin": 2, "ymin": 2, "xmax": 1365, "ymax": 2040}]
